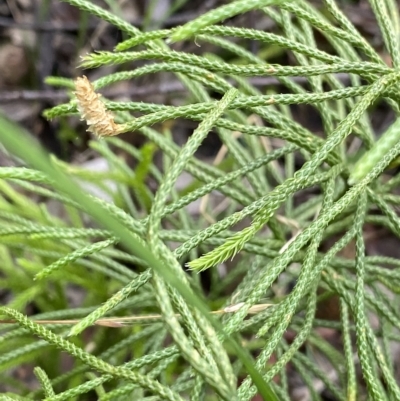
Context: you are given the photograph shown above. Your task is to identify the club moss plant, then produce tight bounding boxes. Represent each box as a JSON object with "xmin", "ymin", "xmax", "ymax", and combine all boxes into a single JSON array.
[{"xmin": 1, "ymin": 0, "xmax": 400, "ymax": 399}]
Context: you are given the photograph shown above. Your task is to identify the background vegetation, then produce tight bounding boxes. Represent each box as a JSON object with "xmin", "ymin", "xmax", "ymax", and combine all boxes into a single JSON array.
[{"xmin": 1, "ymin": 0, "xmax": 400, "ymax": 400}]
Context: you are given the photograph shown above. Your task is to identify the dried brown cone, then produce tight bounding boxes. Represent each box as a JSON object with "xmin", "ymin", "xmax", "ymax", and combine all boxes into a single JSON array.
[{"xmin": 74, "ymin": 75, "xmax": 123, "ymax": 137}]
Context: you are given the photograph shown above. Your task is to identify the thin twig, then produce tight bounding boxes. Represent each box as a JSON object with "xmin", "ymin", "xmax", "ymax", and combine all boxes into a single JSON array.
[
  {"xmin": 0, "ymin": 12, "xmax": 200, "ymax": 32},
  {"xmin": 0, "ymin": 74, "xmax": 351, "ymax": 103},
  {"xmin": 0, "ymin": 303, "xmax": 272, "ymax": 327}
]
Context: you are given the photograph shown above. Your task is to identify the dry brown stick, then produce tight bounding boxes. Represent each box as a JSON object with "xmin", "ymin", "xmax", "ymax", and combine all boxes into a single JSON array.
[
  {"xmin": 0, "ymin": 74, "xmax": 351, "ymax": 103},
  {"xmin": 0, "ymin": 303, "xmax": 272, "ymax": 327},
  {"xmin": 0, "ymin": 12, "xmax": 200, "ymax": 32}
]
